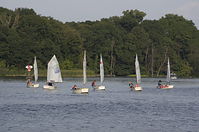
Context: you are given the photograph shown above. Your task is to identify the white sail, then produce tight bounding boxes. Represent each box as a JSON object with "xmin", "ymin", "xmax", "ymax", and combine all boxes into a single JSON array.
[
  {"xmin": 135, "ymin": 54, "xmax": 141, "ymax": 84},
  {"xmin": 166, "ymin": 58, "xmax": 170, "ymax": 83},
  {"xmin": 47, "ymin": 55, "xmax": 62, "ymax": 82},
  {"xmin": 100, "ymin": 54, "xmax": 104, "ymax": 84},
  {"xmin": 33, "ymin": 56, "xmax": 38, "ymax": 83},
  {"xmin": 83, "ymin": 51, "xmax": 87, "ymax": 85}
]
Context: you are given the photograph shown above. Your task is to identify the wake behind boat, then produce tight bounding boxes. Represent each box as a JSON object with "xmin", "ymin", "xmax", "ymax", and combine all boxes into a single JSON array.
[
  {"xmin": 43, "ymin": 55, "xmax": 62, "ymax": 90},
  {"xmin": 72, "ymin": 51, "xmax": 89, "ymax": 94},
  {"xmin": 157, "ymin": 58, "xmax": 174, "ymax": 89}
]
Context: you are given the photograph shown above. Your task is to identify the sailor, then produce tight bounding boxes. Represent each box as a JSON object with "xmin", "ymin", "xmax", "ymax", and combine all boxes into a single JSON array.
[
  {"xmin": 72, "ymin": 84, "xmax": 78, "ymax": 89},
  {"xmin": 129, "ymin": 82, "xmax": 134, "ymax": 88},
  {"xmin": 91, "ymin": 80, "xmax": 96, "ymax": 88},
  {"xmin": 158, "ymin": 80, "xmax": 162, "ymax": 86},
  {"xmin": 26, "ymin": 78, "xmax": 32, "ymax": 86},
  {"xmin": 48, "ymin": 82, "xmax": 53, "ymax": 86}
]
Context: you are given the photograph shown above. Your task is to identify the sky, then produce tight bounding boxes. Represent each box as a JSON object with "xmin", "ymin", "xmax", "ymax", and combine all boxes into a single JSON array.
[{"xmin": 0, "ymin": 0, "xmax": 199, "ymax": 29}]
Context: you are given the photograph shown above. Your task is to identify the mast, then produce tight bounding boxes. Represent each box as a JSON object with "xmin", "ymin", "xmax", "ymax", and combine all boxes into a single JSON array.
[
  {"xmin": 135, "ymin": 54, "xmax": 141, "ymax": 84},
  {"xmin": 166, "ymin": 58, "xmax": 170, "ymax": 84},
  {"xmin": 83, "ymin": 51, "xmax": 87, "ymax": 85},
  {"xmin": 33, "ymin": 56, "xmax": 38, "ymax": 83},
  {"xmin": 100, "ymin": 54, "xmax": 104, "ymax": 84}
]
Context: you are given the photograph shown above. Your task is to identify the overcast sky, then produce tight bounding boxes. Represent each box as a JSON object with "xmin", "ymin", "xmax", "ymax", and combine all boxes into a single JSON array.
[{"xmin": 1, "ymin": 0, "xmax": 199, "ymax": 28}]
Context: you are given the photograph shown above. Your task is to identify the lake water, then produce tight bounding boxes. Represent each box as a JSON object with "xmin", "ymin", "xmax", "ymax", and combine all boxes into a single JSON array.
[{"xmin": 0, "ymin": 77, "xmax": 199, "ymax": 132}]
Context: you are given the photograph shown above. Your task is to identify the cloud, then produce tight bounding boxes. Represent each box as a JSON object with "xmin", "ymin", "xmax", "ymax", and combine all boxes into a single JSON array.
[
  {"xmin": 172, "ymin": 1, "xmax": 199, "ymax": 28},
  {"xmin": 174, "ymin": 1, "xmax": 199, "ymax": 16}
]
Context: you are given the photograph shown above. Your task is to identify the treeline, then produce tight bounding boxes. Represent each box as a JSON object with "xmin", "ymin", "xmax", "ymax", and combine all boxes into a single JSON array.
[{"xmin": 0, "ymin": 7, "xmax": 199, "ymax": 77}]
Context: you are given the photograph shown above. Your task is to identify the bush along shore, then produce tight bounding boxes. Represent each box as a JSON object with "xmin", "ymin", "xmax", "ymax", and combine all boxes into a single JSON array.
[{"xmin": 0, "ymin": 68, "xmax": 96, "ymax": 78}]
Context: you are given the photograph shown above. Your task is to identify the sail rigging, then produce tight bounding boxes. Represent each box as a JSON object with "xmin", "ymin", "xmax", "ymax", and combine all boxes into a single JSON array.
[
  {"xmin": 100, "ymin": 54, "xmax": 104, "ymax": 84},
  {"xmin": 166, "ymin": 58, "xmax": 170, "ymax": 84},
  {"xmin": 33, "ymin": 56, "xmax": 38, "ymax": 83},
  {"xmin": 47, "ymin": 55, "xmax": 62, "ymax": 82},
  {"xmin": 83, "ymin": 51, "xmax": 87, "ymax": 85},
  {"xmin": 135, "ymin": 54, "xmax": 141, "ymax": 84}
]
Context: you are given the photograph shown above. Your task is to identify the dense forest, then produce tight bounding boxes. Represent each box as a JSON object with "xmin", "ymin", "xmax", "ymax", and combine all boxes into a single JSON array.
[{"xmin": 0, "ymin": 7, "xmax": 199, "ymax": 77}]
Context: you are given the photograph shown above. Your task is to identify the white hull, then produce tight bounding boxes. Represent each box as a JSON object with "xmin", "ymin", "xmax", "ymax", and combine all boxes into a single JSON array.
[
  {"xmin": 27, "ymin": 83, "xmax": 39, "ymax": 88},
  {"xmin": 157, "ymin": 85, "xmax": 174, "ymax": 89},
  {"xmin": 171, "ymin": 77, "xmax": 177, "ymax": 80},
  {"xmin": 94, "ymin": 85, "xmax": 106, "ymax": 90},
  {"xmin": 43, "ymin": 85, "xmax": 56, "ymax": 90},
  {"xmin": 131, "ymin": 86, "xmax": 142, "ymax": 91},
  {"xmin": 72, "ymin": 88, "xmax": 89, "ymax": 94},
  {"xmin": 33, "ymin": 83, "xmax": 39, "ymax": 88}
]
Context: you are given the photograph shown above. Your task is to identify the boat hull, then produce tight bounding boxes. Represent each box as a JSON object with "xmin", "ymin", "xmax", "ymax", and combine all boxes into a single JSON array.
[
  {"xmin": 171, "ymin": 77, "xmax": 177, "ymax": 80},
  {"xmin": 131, "ymin": 86, "xmax": 142, "ymax": 91},
  {"xmin": 72, "ymin": 88, "xmax": 89, "ymax": 94},
  {"xmin": 157, "ymin": 85, "xmax": 174, "ymax": 89},
  {"xmin": 43, "ymin": 85, "xmax": 56, "ymax": 90},
  {"xmin": 94, "ymin": 85, "xmax": 106, "ymax": 90},
  {"xmin": 27, "ymin": 83, "xmax": 39, "ymax": 88}
]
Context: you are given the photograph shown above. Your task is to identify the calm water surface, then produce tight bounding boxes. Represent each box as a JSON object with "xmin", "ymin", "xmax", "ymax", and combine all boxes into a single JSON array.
[{"xmin": 0, "ymin": 77, "xmax": 199, "ymax": 132}]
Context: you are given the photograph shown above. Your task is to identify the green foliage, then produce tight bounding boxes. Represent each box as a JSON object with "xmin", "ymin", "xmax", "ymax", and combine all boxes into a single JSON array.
[
  {"xmin": 119, "ymin": 10, "xmax": 146, "ymax": 31},
  {"xmin": 176, "ymin": 61, "xmax": 192, "ymax": 77},
  {"xmin": 60, "ymin": 59, "xmax": 74, "ymax": 70},
  {"xmin": 0, "ymin": 60, "xmax": 6, "ymax": 68},
  {"xmin": 0, "ymin": 8, "xmax": 199, "ymax": 77}
]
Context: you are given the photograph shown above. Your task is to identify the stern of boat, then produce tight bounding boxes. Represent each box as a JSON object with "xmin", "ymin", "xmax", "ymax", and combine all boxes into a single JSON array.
[{"xmin": 72, "ymin": 88, "xmax": 89, "ymax": 94}]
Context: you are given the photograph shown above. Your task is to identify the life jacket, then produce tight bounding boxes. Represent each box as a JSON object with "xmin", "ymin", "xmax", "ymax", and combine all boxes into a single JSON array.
[{"xmin": 92, "ymin": 82, "xmax": 96, "ymax": 86}]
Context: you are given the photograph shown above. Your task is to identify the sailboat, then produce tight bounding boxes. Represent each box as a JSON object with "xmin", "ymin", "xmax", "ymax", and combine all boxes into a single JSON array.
[
  {"xmin": 93, "ymin": 54, "xmax": 106, "ymax": 90},
  {"xmin": 72, "ymin": 51, "xmax": 89, "ymax": 94},
  {"xmin": 157, "ymin": 58, "xmax": 174, "ymax": 89},
  {"xmin": 171, "ymin": 72, "xmax": 177, "ymax": 80},
  {"xmin": 129, "ymin": 54, "xmax": 142, "ymax": 91},
  {"xmin": 43, "ymin": 55, "xmax": 62, "ymax": 90},
  {"xmin": 27, "ymin": 57, "xmax": 39, "ymax": 88}
]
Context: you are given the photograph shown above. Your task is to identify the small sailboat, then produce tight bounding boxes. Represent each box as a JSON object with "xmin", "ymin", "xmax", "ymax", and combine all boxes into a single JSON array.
[
  {"xmin": 27, "ymin": 57, "xmax": 39, "ymax": 88},
  {"xmin": 171, "ymin": 72, "xmax": 177, "ymax": 80},
  {"xmin": 132, "ymin": 54, "xmax": 142, "ymax": 91},
  {"xmin": 32, "ymin": 56, "xmax": 40, "ymax": 87},
  {"xmin": 157, "ymin": 58, "xmax": 174, "ymax": 89},
  {"xmin": 93, "ymin": 54, "xmax": 106, "ymax": 90},
  {"xmin": 72, "ymin": 51, "xmax": 89, "ymax": 94},
  {"xmin": 43, "ymin": 55, "xmax": 62, "ymax": 90}
]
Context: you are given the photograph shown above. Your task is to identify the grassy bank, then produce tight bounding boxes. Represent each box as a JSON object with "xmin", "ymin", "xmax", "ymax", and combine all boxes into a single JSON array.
[
  {"xmin": 128, "ymin": 74, "xmax": 149, "ymax": 78},
  {"xmin": 0, "ymin": 68, "xmax": 96, "ymax": 77}
]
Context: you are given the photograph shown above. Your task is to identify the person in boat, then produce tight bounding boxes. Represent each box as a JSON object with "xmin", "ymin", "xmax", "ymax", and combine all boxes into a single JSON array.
[
  {"xmin": 91, "ymin": 80, "xmax": 96, "ymax": 88},
  {"xmin": 48, "ymin": 82, "xmax": 53, "ymax": 86},
  {"xmin": 26, "ymin": 78, "xmax": 32, "ymax": 87},
  {"xmin": 129, "ymin": 82, "xmax": 134, "ymax": 88},
  {"xmin": 158, "ymin": 80, "xmax": 162, "ymax": 86},
  {"xmin": 72, "ymin": 84, "xmax": 78, "ymax": 90}
]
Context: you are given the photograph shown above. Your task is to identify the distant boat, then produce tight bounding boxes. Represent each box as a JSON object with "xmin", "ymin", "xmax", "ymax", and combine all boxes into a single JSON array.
[
  {"xmin": 93, "ymin": 54, "xmax": 106, "ymax": 90},
  {"xmin": 27, "ymin": 56, "xmax": 39, "ymax": 88},
  {"xmin": 132, "ymin": 54, "xmax": 142, "ymax": 91},
  {"xmin": 43, "ymin": 55, "xmax": 62, "ymax": 90},
  {"xmin": 171, "ymin": 72, "xmax": 177, "ymax": 80},
  {"xmin": 157, "ymin": 58, "xmax": 174, "ymax": 89},
  {"xmin": 72, "ymin": 51, "xmax": 89, "ymax": 94}
]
